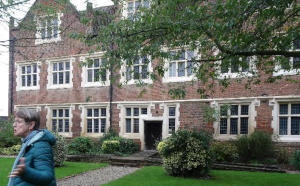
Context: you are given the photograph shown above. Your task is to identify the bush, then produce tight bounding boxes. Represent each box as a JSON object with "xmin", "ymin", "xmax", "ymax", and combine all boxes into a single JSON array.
[
  {"xmin": 119, "ymin": 138, "xmax": 139, "ymax": 154},
  {"xmin": 68, "ymin": 137, "xmax": 93, "ymax": 154},
  {"xmin": 249, "ymin": 131, "xmax": 274, "ymax": 160},
  {"xmin": 99, "ymin": 130, "xmax": 119, "ymax": 147},
  {"xmin": 276, "ymin": 147, "xmax": 289, "ymax": 164},
  {"xmin": 102, "ymin": 140, "xmax": 120, "ymax": 154},
  {"xmin": 52, "ymin": 132, "xmax": 67, "ymax": 167},
  {"xmin": 0, "ymin": 144, "xmax": 21, "ymax": 155},
  {"xmin": 159, "ymin": 130, "xmax": 212, "ymax": 178},
  {"xmin": 211, "ymin": 141, "xmax": 239, "ymax": 162},
  {"xmin": 290, "ymin": 150, "xmax": 300, "ymax": 170},
  {"xmin": 0, "ymin": 119, "xmax": 20, "ymax": 148},
  {"xmin": 236, "ymin": 135, "xmax": 251, "ymax": 162}
]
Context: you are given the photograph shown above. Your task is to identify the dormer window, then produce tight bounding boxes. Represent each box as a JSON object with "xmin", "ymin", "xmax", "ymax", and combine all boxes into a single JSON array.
[{"xmin": 35, "ymin": 13, "xmax": 62, "ymax": 45}]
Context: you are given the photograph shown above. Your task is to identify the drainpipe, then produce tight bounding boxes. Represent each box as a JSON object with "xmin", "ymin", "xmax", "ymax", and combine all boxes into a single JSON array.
[{"xmin": 9, "ymin": 17, "xmax": 15, "ymax": 116}]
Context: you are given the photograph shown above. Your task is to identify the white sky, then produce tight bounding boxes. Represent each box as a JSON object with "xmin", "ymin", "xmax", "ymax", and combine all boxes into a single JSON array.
[{"xmin": 0, "ymin": 0, "xmax": 113, "ymax": 116}]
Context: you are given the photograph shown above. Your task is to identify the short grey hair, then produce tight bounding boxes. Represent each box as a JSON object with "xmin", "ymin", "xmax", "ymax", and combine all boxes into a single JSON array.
[{"xmin": 16, "ymin": 108, "xmax": 40, "ymax": 130}]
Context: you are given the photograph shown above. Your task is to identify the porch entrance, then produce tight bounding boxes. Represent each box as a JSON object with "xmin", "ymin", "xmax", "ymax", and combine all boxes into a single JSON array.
[{"xmin": 144, "ymin": 121, "xmax": 162, "ymax": 150}]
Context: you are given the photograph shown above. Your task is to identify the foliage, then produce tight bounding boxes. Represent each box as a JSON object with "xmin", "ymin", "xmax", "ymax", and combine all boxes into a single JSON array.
[
  {"xmin": 248, "ymin": 131, "xmax": 274, "ymax": 160},
  {"xmin": 289, "ymin": 150, "xmax": 300, "ymax": 170},
  {"xmin": 211, "ymin": 141, "xmax": 239, "ymax": 162},
  {"xmin": 68, "ymin": 136, "xmax": 93, "ymax": 155},
  {"xmin": 157, "ymin": 141, "xmax": 166, "ymax": 154},
  {"xmin": 102, "ymin": 140, "xmax": 120, "ymax": 154},
  {"xmin": 118, "ymin": 138, "xmax": 139, "ymax": 154},
  {"xmin": 0, "ymin": 144, "xmax": 21, "ymax": 155},
  {"xmin": 103, "ymin": 166, "xmax": 300, "ymax": 186},
  {"xmin": 275, "ymin": 147, "xmax": 290, "ymax": 164},
  {"xmin": 99, "ymin": 130, "xmax": 120, "ymax": 147},
  {"xmin": 158, "ymin": 130, "xmax": 212, "ymax": 178},
  {"xmin": 52, "ymin": 132, "xmax": 67, "ymax": 167},
  {"xmin": 0, "ymin": 119, "xmax": 20, "ymax": 148},
  {"xmin": 236, "ymin": 135, "xmax": 251, "ymax": 162},
  {"xmin": 75, "ymin": 0, "xmax": 300, "ymax": 97}
]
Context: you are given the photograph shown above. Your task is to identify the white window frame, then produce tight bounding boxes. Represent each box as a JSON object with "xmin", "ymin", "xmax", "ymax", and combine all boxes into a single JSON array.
[
  {"xmin": 271, "ymin": 99, "xmax": 300, "ymax": 142},
  {"xmin": 212, "ymin": 100, "xmax": 258, "ymax": 140},
  {"xmin": 122, "ymin": 0, "xmax": 150, "ymax": 19},
  {"xmin": 162, "ymin": 103, "xmax": 180, "ymax": 136},
  {"xmin": 218, "ymin": 56, "xmax": 257, "ymax": 79},
  {"xmin": 120, "ymin": 56, "xmax": 153, "ymax": 85},
  {"xmin": 47, "ymin": 57, "xmax": 74, "ymax": 89},
  {"xmin": 162, "ymin": 49, "xmax": 198, "ymax": 83},
  {"xmin": 46, "ymin": 105, "xmax": 74, "ymax": 138},
  {"xmin": 80, "ymin": 54, "xmax": 110, "ymax": 87},
  {"xmin": 35, "ymin": 13, "xmax": 63, "ymax": 45},
  {"xmin": 16, "ymin": 61, "xmax": 41, "ymax": 91}
]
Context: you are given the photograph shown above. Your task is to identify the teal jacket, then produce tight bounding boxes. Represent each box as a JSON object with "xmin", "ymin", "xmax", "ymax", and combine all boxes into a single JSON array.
[{"xmin": 12, "ymin": 130, "xmax": 57, "ymax": 186}]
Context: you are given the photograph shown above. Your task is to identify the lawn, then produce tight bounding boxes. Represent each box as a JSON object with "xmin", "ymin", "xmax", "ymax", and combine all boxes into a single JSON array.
[
  {"xmin": 104, "ymin": 166, "xmax": 300, "ymax": 186},
  {"xmin": 0, "ymin": 158, "xmax": 107, "ymax": 185}
]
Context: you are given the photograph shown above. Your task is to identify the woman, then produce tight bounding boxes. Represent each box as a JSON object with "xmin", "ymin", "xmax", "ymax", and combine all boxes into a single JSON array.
[{"xmin": 8, "ymin": 108, "xmax": 57, "ymax": 186}]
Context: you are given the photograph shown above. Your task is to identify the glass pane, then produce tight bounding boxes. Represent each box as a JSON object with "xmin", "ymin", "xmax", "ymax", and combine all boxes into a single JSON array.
[
  {"xmin": 134, "ymin": 57, "xmax": 140, "ymax": 64},
  {"xmin": 65, "ymin": 119, "xmax": 69, "ymax": 132},
  {"xmin": 94, "ymin": 109, "xmax": 99, "ymax": 117},
  {"xmin": 291, "ymin": 117, "xmax": 300, "ymax": 135},
  {"xmin": 65, "ymin": 109, "xmax": 69, "ymax": 117},
  {"xmin": 53, "ymin": 19, "xmax": 58, "ymax": 38},
  {"xmin": 291, "ymin": 104, "xmax": 300, "ymax": 114},
  {"xmin": 231, "ymin": 105, "xmax": 238, "ymax": 115},
  {"xmin": 240, "ymin": 117, "xmax": 248, "ymax": 134},
  {"xmin": 187, "ymin": 50, "xmax": 194, "ymax": 60},
  {"xmin": 241, "ymin": 105, "xmax": 249, "ymax": 115},
  {"xmin": 65, "ymin": 71, "xmax": 70, "ymax": 84},
  {"xmin": 87, "ymin": 69, "xmax": 93, "ymax": 82},
  {"xmin": 220, "ymin": 118, "xmax": 227, "ymax": 134},
  {"xmin": 169, "ymin": 118, "xmax": 175, "ymax": 134},
  {"xmin": 293, "ymin": 57, "xmax": 300, "ymax": 69},
  {"xmin": 133, "ymin": 66, "xmax": 139, "ymax": 79},
  {"xmin": 87, "ymin": 109, "xmax": 92, "ymax": 117},
  {"xmin": 187, "ymin": 61, "xmax": 193, "ymax": 76},
  {"xmin": 101, "ymin": 119, "xmax": 106, "ymax": 133},
  {"xmin": 280, "ymin": 104, "xmax": 288, "ymax": 115},
  {"xmin": 133, "ymin": 108, "xmax": 139, "ymax": 116},
  {"xmin": 94, "ymin": 119, "xmax": 99, "ymax": 133},
  {"xmin": 27, "ymin": 66, "xmax": 31, "ymax": 74},
  {"xmin": 93, "ymin": 69, "xmax": 99, "ymax": 82},
  {"xmin": 141, "ymin": 65, "xmax": 147, "ymax": 79},
  {"xmin": 33, "ymin": 64, "xmax": 37, "ymax": 73},
  {"xmin": 59, "ymin": 109, "xmax": 63, "ymax": 117},
  {"xmin": 52, "ymin": 109, "xmax": 57, "ymax": 117},
  {"xmin": 143, "ymin": 0, "xmax": 149, "ymax": 8},
  {"xmin": 33, "ymin": 74, "xmax": 37, "ymax": 86},
  {"xmin": 220, "ymin": 105, "xmax": 228, "ymax": 116},
  {"xmin": 59, "ymin": 62, "xmax": 64, "ymax": 71},
  {"xmin": 53, "ymin": 63, "xmax": 57, "ymax": 71},
  {"xmin": 65, "ymin": 62, "xmax": 70, "ymax": 70},
  {"xmin": 231, "ymin": 61, "xmax": 239, "ymax": 73},
  {"xmin": 94, "ymin": 59, "xmax": 99, "ymax": 67},
  {"xmin": 52, "ymin": 120, "xmax": 57, "ymax": 131},
  {"xmin": 22, "ymin": 76, "xmax": 26, "ymax": 86},
  {"xmin": 241, "ymin": 57, "xmax": 250, "ymax": 72},
  {"xmin": 58, "ymin": 119, "xmax": 63, "ymax": 132},
  {"xmin": 126, "ymin": 67, "xmax": 131, "ymax": 80},
  {"xmin": 126, "ymin": 108, "xmax": 131, "ymax": 116},
  {"xmin": 22, "ymin": 66, "xmax": 26, "ymax": 74},
  {"xmin": 101, "ymin": 108, "xmax": 106, "ymax": 116},
  {"xmin": 178, "ymin": 62, "xmax": 185, "ymax": 77},
  {"xmin": 179, "ymin": 51, "xmax": 185, "ymax": 60},
  {"xmin": 294, "ymin": 38, "xmax": 300, "ymax": 50},
  {"xmin": 279, "ymin": 117, "xmax": 288, "ymax": 135},
  {"xmin": 134, "ymin": 119, "xmax": 139, "ymax": 133},
  {"xmin": 59, "ymin": 72, "xmax": 64, "ymax": 84},
  {"xmin": 169, "ymin": 63, "xmax": 176, "ymax": 77},
  {"xmin": 169, "ymin": 107, "xmax": 175, "ymax": 116},
  {"xmin": 87, "ymin": 119, "xmax": 92, "ymax": 133},
  {"xmin": 230, "ymin": 118, "xmax": 238, "ymax": 134},
  {"xmin": 27, "ymin": 75, "xmax": 31, "ymax": 86},
  {"xmin": 126, "ymin": 119, "xmax": 131, "ymax": 133},
  {"xmin": 141, "ymin": 108, "xmax": 147, "ymax": 115}
]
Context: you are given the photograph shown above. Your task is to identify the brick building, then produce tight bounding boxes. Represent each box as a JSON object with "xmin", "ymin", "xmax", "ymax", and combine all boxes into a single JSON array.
[{"xmin": 8, "ymin": 0, "xmax": 300, "ymax": 150}]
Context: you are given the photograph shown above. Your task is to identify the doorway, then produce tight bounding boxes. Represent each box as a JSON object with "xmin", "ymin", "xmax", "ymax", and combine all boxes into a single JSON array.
[{"xmin": 144, "ymin": 121, "xmax": 162, "ymax": 150}]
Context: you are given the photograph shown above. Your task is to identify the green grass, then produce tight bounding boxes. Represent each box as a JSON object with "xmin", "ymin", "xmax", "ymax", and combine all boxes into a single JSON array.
[
  {"xmin": 0, "ymin": 158, "xmax": 107, "ymax": 185},
  {"xmin": 104, "ymin": 166, "xmax": 300, "ymax": 186}
]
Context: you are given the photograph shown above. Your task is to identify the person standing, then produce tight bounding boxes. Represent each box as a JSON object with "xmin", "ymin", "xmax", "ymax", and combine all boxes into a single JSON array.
[{"xmin": 8, "ymin": 108, "xmax": 57, "ymax": 186}]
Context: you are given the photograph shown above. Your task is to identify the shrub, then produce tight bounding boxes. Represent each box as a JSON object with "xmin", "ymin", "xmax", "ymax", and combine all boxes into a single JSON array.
[
  {"xmin": 0, "ymin": 144, "xmax": 21, "ymax": 155},
  {"xmin": 159, "ymin": 130, "xmax": 212, "ymax": 178},
  {"xmin": 68, "ymin": 137, "xmax": 93, "ymax": 154},
  {"xmin": 249, "ymin": 131, "xmax": 274, "ymax": 160},
  {"xmin": 102, "ymin": 140, "xmax": 120, "ymax": 154},
  {"xmin": 0, "ymin": 119, "xmax": 20, "ymax": 148},
  {"xmin": 276, "ymin": 147, "xmax": 289, "ymax": 164},
  {"xmin": 157, "ymin": 141, "xmax": 166, "ymax": 153},
  {"xmin": 290, "ymin": 150, "xmax": 300, "ymax": 170},
  {"xmin": 236, "ymin": 135, "xmax": 251, "ymax": 162},
  {"xmin": 211, "ymin": 141, "xmax": 238, "ymax": 162},
  {"xmin": 99, "ymin": 130, "xmax": 119, "ymax": 146},
  {"xmin": 119, "ymin": 138, "xmax": 139, "ymax": 154},
  {"xmin": 52, "ymin": 132, "xmax": 67, "ymax": 167}
]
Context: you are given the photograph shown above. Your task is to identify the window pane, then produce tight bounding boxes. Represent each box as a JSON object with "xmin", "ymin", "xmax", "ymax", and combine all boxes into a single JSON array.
[
  {"xmin": 240, "ymin": 117, "xmax": 248, "ymax": 134},
  {"xmin": 22, "ymin": 76, "xmax": 26, "ymax": 86},
  {"xmin": 187, "ymin": 50, "xmax": 194, "ymax": 60},
  {"xmin": 65, "ymin": 119, "xmax": 69, "ymax": 132},
  {"xmin": 65, "ymin": 71, "xmax": 70, "ymax": 84},
  {"xmin": 241, "ymin": 57, "xmax": 250, "ymax": 72},
  {"xmin": 87, "ymin": 109, "xmax": 92, "ymax": 117},
  {"xmin": 65, "ymin": 62, "xmax": 70, "ymax": 70},
  {"xmin": 87, "ymin": 69, "xmax": 93, "ymax": 82},
  {"xmin": 101, "ymin": 108, "xmax": 106, "ymax": 116},
  {"xmin": 59, "ymin": 62, "xmax": 64, "ymax": 70},
  {"xmin": 241, "ymin": 105, "xmax": 249, "ymax": 115},
  {"xmin": 187, "ymin": 61, "xmax": 193, "ymax": 76},
  {"xmin": 53, "ymin": 72, "xmax": 57, "ymax": 84},
  {"xmin": 59, "ymin": 109, "xmax": 63, "ymax": 117},
  {"xmin": 133, "ymin": 66, "xmax": 139, "ymax": 79},
  {"xmin": 65, "ymin": 109, "xmax": 69, "ymax": 117},
  {"xmin": 169, "ymin": 63, "xmax": 176, "ymax": 77},
  {"xmin": 94, "ymin": 119, "xmax": 99, "ymax": 133},
  {"xmin": 230, "ymin": 105, "xmax": 238, "ymax": 115},
  {"xmin": 126, "ymin": 108, "xmax": 131, "ymax": 116},
  {"xmin": 52, "ymin": 120, "xmax": 57, "ymax": 131},
  {"xmin": 280, "ymin": 104, "xmax": 288, "ymax": 114},
  {"xmin": 133, "ymin": 108, "xmax": 139, "ymax": 116},
  {"xmin": 33, "ymin": 64, "xmax": 37, "ymax": 73},
  {"xmin": 27, "ymin": 75, "xmax": 31, "ymax": 86},
  {"xmin": 220, "ymin": 118, "xmax": 227, "ymax": 134},
  {"xmin": 134, "ymin": 119, "xmax": 139, "ymax": 133},
  {"xmin": 291, "ymin": 117, "xmax": 300, "ymax": 135},
  {"xmin": 141, "ymin": 65, "xmax": 147, "ymax": 79},
  {"xmin": 141, "ymin": 108, "xmax": 147, "ymax": 115},
  {"xmin": 59, "ymin": 72, "xmax": 64, "ymax": 84},
  {"xmin": 178, "ymin": 62, "xmax": 185, "ymax": 77},
  {"xmin": 53, "ymin": 19, "xmax": 58, "ymax": 38},
  {"xmin": 179, "ymin": 51, "xmax": 185, "ymax": 60},
  {"xmin": 231, "ymin": 61, "xmax": 239, "ymax": 73},
  {"xmin": 22, "ymin": 66, "xmax": 26, "ymax": 74},
  {"xmin": 293, "ymin": 57, "xmax": 300, "ymax": 69},
  {"xmin": 94, "ymin": 59, "xmax": 99, "ymax": 67},
  {"xmin": 126, "ymin": 119, "xmax": 131, "ymax": 133},
  {"xmin": 94, "ymin": 109, "xmax": 99, "ymax": 117},
  {"xmin": 126, "ymin": 67, "xmax": 131, "ymax": 80},
  {"xmin": 291, "ymin": 104, "xmax": 300, "ymax": 114},
  {"xmin": 87, "ymin": 119, "xmax": 93, "ymax": 133},
  {"xmin": 94, "ymin": 69, "xmax": 99, "ymax": 82},
  {"xmin": 53, "ymin": 110, "xmax": 57, "ymax": 117},
  {"xmin": 169, "ymin": 118, "xmax": 175, "ymax": 134},
  {"xmin": 53, "ymin": 63, "xmax": 57, "ymax": 71},
  {"xmin": 33, "ymin": 74, "xmax": 37, "ymax": 86},
  {"xmin": 101, "ymin": 119, "xmax": 106, "ymax": 133},
  {"xmin": 27, "ymin": 65, "xmax": 31, "ymax": 74},
  {"xmin": 279, "ymin": 117, "xmax": 288, "ymax": 135},
  {"xmin": 169, "ymin": 107, "xmax": 175, "ymax": 116},
  {"xmin": 230, "ymin": 118, "xmax": 238, "ymax": 134},
  {"xmin": 58, "ymin": 119, "xmax": 63, "ymax": 132},
  {"xmin": 220, "ymin": 105, "xmax": 228, "ymax": 116}
]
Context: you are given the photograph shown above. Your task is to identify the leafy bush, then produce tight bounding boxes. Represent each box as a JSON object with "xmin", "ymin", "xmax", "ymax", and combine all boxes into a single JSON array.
[
  {"xmin": 290, "ymin": 150, "xmax": 300, "ymax": 170},
  {"xmin": 0, "ymin": 144, "xmax": 21, "ymax": 155},
  {"xmin": 99, "ymin": 130, "xmax": 119, "ymax": 147},
  {"xmin": 211, "ymin": 141, "xmax": 238, "ymax": 162},
  {"xmin": 0, "ymin": 119, "xmax": 20, "ymax": 148},
  {"xmin": 102, "ymin": 140, "xmax": 120, "ymax": 154},
  {"xmin": 249, "ymin": 131, "xmax": 274, "ymax": 160},
  {"xmin": 68, "ymin": 137, "xmax": 93, "ymax": 154},
  {"xmin": 236, "ymin": 135, "xmax": 251, "ymax": 162},
  {"xmin": 159, "ymin": 130, "xmax": 212, "ymax": 178},
  {"xmin": 157, "ymin": 141, "xmax": 166, "ymax": 153},
  {"xmin": 52, "ymin": 132, "xmax": 67, "ymax": 167},
  {"xmin": 119, "ymin": 138, "xmax": 139, "ymax": 154},
  {"xmin": 276, "ymin": 147, "xmax": 289, "ymax": 164}
]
